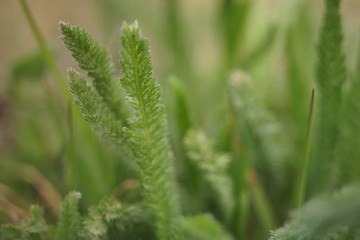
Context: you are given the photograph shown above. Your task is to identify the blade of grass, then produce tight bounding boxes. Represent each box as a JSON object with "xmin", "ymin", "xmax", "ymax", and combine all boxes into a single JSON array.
[
  {"xmin": 295, "ymin": 88, "xmax": 315, "ymax": 208},
  {"xmin": 18, "ymin": 1, "xmax": 113, "ymax": 200},
  {"xmin": 18, "ymin": 0, "xmax": 68, "ymax": 97},
  {"xmin": 166, "ymin": 0, "xmax": 190, "ymax": 79},
  {"xmin": 220, "ymin": 0, "xmax": 250, "ymax": 68},
  {"xmin": 227, "ymin": 82, "xmax": 249, "ymax": 240},
  {"xmin": 17, "ymin": 0, "xmax": 77, "ymax": 190},
  {"xmin": 246, "ymin": 169, "xmax": 275, "ymax": 233},
  {"xmin": 18, "ymin": 0, "xmax": 70, "ymax": 142}
]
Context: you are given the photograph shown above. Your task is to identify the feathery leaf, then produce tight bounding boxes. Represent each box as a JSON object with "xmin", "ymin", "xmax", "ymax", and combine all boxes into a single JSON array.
[
  {"xmin": 184, "ymin": 130, "xmax": 234, "ymax": 221},
  {"xmin": 60, "ymin": 22, "xmax": 127, "ymax": 119},
  {"xmin": 270, "ymin": 185, "xmax": 360, "ymax": 240},
  {"xmin": 67, "ymin": 69, "xmax": 125, "ymax": 147},
  {"xmin": 333, "ymin": 39, "xmax": 360, "ymax": 186},
  {"xmin": 310, "ymin": 0, "xmax": 347, "ymax": 193},
  {"xmin": 54, "ymin": 191, "xmax": 82, "ymax": 240},
  {"xmin": 1, "ymin": 205, "xmax": 49, "ymax": 240},
  {"xmin": 119, "ymin": 22, "xmax": 180, "ymax": 240},
  {"xmin": 84, "ymin": 197, "xmax": 122, "ymax": 237},
  {"xmin": 228, "ymin": 71, "xmax": 289, "ymax": 183}
]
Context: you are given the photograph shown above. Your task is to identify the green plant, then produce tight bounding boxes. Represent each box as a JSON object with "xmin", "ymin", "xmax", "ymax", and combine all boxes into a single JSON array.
[
  {"xmin": 270, "ymin": 185, "xmax": 360, "ymax": 240},
  {"xmin": 309, "ymin": 0, "xmax": 347, "ymax": 195},
  {"xmin": 2, "ymin": 0, "xmax": 360, "ymax": 239}
]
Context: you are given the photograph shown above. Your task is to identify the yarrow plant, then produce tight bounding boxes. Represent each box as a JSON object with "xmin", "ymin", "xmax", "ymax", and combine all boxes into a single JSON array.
[{"xmin": 2, "ymin": 0, "xmax": 360, "ymax": 239}]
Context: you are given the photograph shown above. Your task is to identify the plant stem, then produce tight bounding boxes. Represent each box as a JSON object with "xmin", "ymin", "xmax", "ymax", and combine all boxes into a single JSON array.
[
  {"xmin": 166, "ymin": 0, "xmax": 190, "ymax": 79},
  {"xmin": 246, "ymin": 169, "xmax": 275, "ymax": 232},
  {"xmin": 18, "ymin": 0, "xmax": 68, "ymax": 98},
  {"xmin": 18, "ymin": 0, "xmax": 68, "ymax": 133},
  {"xmin": 295, "ymin": 88, "xmax": 315, "ymax": 208},
  {"xmin": 227, "ymin": 94, "xmax": 248, "ymax": 239},
  {"xmin": 228, "ymin": 80, "xmax": 276, "ymax": 238},
  {"xmin": 18, "ymin": 0, "xmax": 78, "ymax": 190}
]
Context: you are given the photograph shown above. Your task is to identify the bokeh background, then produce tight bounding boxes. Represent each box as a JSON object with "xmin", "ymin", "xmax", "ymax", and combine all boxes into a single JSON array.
[{"xmin": 1, "ymin": 0, "xmax": 360, "ymax": 232}]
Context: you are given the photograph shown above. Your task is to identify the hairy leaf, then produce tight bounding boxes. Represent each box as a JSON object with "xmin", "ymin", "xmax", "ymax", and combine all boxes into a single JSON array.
[
  {"xmin": 184, "ymin": 130, "xmax": 234, "ymax": 221},
  {"xmin": 310, "ymin": 0, "xmax": 347, "ymax": 193},
  {"xmin": 119, "ymin": 22, "xmax": 180, "ymax": 240},
  {"xmin": 54, "ymin": 191, "xmax": 82, "ymax": 240},
  {"xmin": 270, "ymin": 185, "xmax": 360, "ymax": 240},
  {"xmin": 60, "ymin": 22, "xmax": 127, "ymax": 119}
]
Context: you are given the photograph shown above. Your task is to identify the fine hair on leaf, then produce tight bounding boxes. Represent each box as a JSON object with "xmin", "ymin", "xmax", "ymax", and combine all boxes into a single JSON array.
[{"xmin": 119, "ymin": 22, "xmax": 181, "ymax": 240}]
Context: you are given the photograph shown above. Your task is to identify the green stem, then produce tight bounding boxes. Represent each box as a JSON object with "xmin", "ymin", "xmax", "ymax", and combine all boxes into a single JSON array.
[
  {"xmin": 234, "ymin": 135, "xmax": 249, "ymax": 240},
  {"xmin": 227, "ymin": 94, "xmax": 248, "ymax": 239},
  {"xmin": 246, "ymin": 169, "xmax": 275, "ymax": 232},
  {"xmin": 18, "ymin": 0, "xmax": 77, "ymax": 189},
  {"xmin": 228, "ymin": 82, "xmax": 276, "ymax": 237},
  {"xmin": 295, "ymin": 88, "xmax": 315, "ymax": 208},
  {"xmin": 18, "ymin": 0, "xmax": 68, "ymax": 98},
  {"xmin": 166, "ymin": 0, "xmax": 189, "ymax": 77},
  {"xmin": 18, "ymin": 0, "xmax": 67, "ymax": 133}
]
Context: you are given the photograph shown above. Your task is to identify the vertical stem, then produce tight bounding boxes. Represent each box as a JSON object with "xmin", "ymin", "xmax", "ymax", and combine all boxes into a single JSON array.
[
  {"xmin": 227, "ymin": 94, "xmax": 248, "ymax": 239},
  {"xmin": 166, "ymin": 0, "xmax": 190, "ymax": 80},
  {"xmin": 18, "ymin": 0, "xmax": 67, "ymax": 126},
  {"xmin": 228, "ymin": 82, "xmax": 276, "ymax": 239},
  {"xmin": 233, "ymin": 134, "xmax": 249, "ymax": 240},
  {"xmin": 18, "ymin": 0, "xmax": 76, "ymax": 189},
  {"xmin": 246, "ymin": 169, "xmax": 275, "ymax": 232},
  {"xmin": 221, "ymin": 0, "xmax": 250, "ymax": 69},
  {"xmin": 18, "ymin": 0, "xmax": 68, "ymax": 98},
  {"xmin": 295, "ymin": 88, "xmax": 315, "ymax": 208}
]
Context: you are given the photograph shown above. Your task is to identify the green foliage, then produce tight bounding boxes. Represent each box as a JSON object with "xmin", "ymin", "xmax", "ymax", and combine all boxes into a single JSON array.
[
  {"xmin": 5, "ymin": 0, "xmax": 360, "ymax": 239},
  {"xmin": 310, "ymin": 0, "xmax": 347, "ymax": 193},
  {"xmin": 334, "ymin": 42, "xmax": 360, "ymax": 186},
  {"xmin": 228, "ymin": 72, "xmax": 289, "ymax": 183},
  {"xmin": 1, "ymin": 194, "xmax": 155, "ymax": 240},
  {"xmin": 179, "ymin": 214, "xmax": 233, "ymax": 240},
  {"xmin": 184, "ymin": 130, "xmax": 234, "ymax": 221},
  {"xmin": 10, "ymin": 51, "xmax": 46, "ymax": 83},
  {"xmin": 270, "ymin": 185, "xmax": 360, "ymax": 240},
  {"xmin": 1, "ymin": 206, "xmax": 50, "ymax": 240},
  {"xmin": 220, "ymin": 0, "xmax": 251, "ymax": 67},
  {"xmin": 169, "ymin": 76, "xmax": 192, "ymax": 139},
  {"xmin": 60, "ymin": 22, "xmax": 127, "ymax": 120},
  {"xmin": 58, "ymin": 20, "xmax": 235, "ymax": 240},
  {"xmin": 119, "ymin": 22, "xmax": 180, "ymax": 240},
  {"xmin": 54, "ymin": 192, "xmax": 82, "ymax": 240},
  {"xmin": 67, "ymin": 69, "xmax": 125, "ymax": 147},
  {"xmin": 106, "ymin": 205, "xmax": 154, "ymax": 240},
  {"xmin": 82, "ymin": 198, "xmax": 155, "ymax": 240},
  {"xmin": 84, "ymin": 197, "xmax": 121, "ymax": 236}
]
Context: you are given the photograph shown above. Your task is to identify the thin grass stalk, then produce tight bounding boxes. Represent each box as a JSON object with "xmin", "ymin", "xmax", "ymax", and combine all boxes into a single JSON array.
[{"xmin": 295, "ymin": 88, "xmax": 315, "ymax": 208}]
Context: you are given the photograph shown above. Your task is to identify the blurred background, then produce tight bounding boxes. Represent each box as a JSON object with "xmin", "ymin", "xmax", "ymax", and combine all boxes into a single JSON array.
[{"xmin": 1, "ymin": 0, "xmax": 360, "ymax": 234}]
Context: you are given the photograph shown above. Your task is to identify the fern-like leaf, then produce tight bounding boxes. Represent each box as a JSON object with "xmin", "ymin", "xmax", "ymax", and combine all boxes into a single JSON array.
[
  {"xmin": 333, "ymin": 40, "xmax": 360, "ymax": 186},
  {"xmin": 54, "ymin": 191, "xmax": 82, "ymax": 240},
  {"xmin": 60, "ymin": 22, "xmax": 126, "ymax": 119},
  {"xmin": 1, "ymin": 205, "xmax": 49, "ymax": 240},
  {"xmin": 184, "ymin": 130, "xmax": 234, "ymax": 221},
  {"xmin": 84, "ymin": 200, "xmax": 154, "ymax": 240},
  {"xmin": 83, "ymin": 197, "xmax": 122, "ymax": 237},
  {"xmin": 228, "ymin": 72, "xmax": 289, "ymax": 185},
  {"xmin": 119, "ymin": 22, "xmax": 180, "ymax": 240},
  {"xmin": 67, "ymin": 69, "xmax": 125, "ymax": 147},
  {"xmin": 310, "ymin": 0, "xmax": 347, "ymax": 193},
  {"xmin": 270, "ymin": 185, "xmax": 360, "ymax": 240}
]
